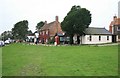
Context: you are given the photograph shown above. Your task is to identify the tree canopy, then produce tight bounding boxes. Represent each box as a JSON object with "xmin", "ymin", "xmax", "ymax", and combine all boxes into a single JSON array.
[
  {"xmin": 36, "ymin": 21, "xmax": 45, "ymax": 31},
  {"xmin": 27, "ymin": 30, "xmax": 33, "ymax": 35},
  {"xmin": 61, "ymin": 5, "xmax": 91, "ymax": 44},
  {"xmin": 12, "ymin": 20, "xmax": 29, "ymax": 40},
  {"xmin": 1, "ymin": 31, "xmax": 13, "ymax": 40}
]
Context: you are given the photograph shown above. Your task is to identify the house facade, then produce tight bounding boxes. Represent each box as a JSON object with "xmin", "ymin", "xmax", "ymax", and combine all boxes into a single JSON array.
[
  {"xmin": 39, "ymin": 16, "xmax": 63, "ymax": 43},
  {"xmin": 73, "ymin": 27, "xmax": 112, "ymax": 44},
  {"xmin": 109, "ymin": 16, "xmax": 120, "ymax": 42},
  {"xmin": 81, "ymin": 35, "xmax": 112, "ymax": 44},
  {"xmin": 39, "ymin": 16, "xmax": 112, "ymax": 44}
]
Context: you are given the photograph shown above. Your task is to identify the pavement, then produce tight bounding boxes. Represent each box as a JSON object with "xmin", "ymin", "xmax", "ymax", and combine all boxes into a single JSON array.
[{"xmin": 96, "ymin": 43, "xmax": 119, "ymax": 46}]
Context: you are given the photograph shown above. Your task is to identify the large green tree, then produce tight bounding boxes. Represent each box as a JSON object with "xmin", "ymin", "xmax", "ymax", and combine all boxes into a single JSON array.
[
  {"xmin": 61, "ymin": 5, "xmax": 91, "ymax": 44},
  {"xmin": 12, "ymin": 20, "xmax": 29, "ymax": 40},
  {"xmin": 1, "ymin": 31, "xmax": 13, "ymax": 40},
  {"xmin": 27, "ymin": 30, "xmax": 32, "ymax": 35},
  {"xmin": 36, "ymin": 21, "xmax": 45, "ymax": 31}
]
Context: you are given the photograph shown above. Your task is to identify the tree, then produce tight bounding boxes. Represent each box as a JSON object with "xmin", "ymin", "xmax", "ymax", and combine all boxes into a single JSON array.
[
  {"xmin": 12, "ymin": 20, "xmax": 29, "ymax": 40},
  {"xmin": 27, "ymin": 30, "xmax": 32, "ymax": 35},
  {"xmin": 36, "ymin": 21, "xmax": 45, "ymax": 31},
  {"xmin": 61, "ymin": 5, "xmax": 91, "ymax": 44},
  {"xmin": 1, "ymin": 31, "xmax": 13, "ymax": 41}
]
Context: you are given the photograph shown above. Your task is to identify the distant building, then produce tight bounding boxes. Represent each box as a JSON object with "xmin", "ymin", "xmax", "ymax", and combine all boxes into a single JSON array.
[
  {"xmin": 26, "ymin": 33, "xmax": 35, "ymax": 42},
  {"xmin": 39, "ymin": 16, "xmax": 64, "ymax": 43},
  {"xmin": 109, "ymin": 16, "xmax": 120, "ymax": 42}
]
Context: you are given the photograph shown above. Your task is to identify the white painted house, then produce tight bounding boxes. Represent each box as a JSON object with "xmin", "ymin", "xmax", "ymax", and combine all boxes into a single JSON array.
[{"xmin": 73, "ymin": 27, "xmax": 112, "ymax": 44}]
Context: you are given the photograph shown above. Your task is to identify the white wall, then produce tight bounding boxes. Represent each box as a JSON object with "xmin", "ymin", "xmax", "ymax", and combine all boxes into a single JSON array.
[
  {"xmin": 27, "ymin": 36, "xmax": 34, "ymax": 39},
  {"xmin": 116, "ymin": 35, "xmax": 120, "ymax": 42},
  {"xmin": 81, "ymin": 35, "xmax": 112, "ymax": 44}
]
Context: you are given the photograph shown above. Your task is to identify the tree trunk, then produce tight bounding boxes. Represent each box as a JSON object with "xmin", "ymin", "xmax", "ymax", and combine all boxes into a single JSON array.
[
  {"xmin": 77, "ymin": 36, "xmax": 80, "ymax": 44},
  {"xmin": 80, "ymin": 36, "xmax": 82, "ymax": 44},
  {"xmin": 70, "ymin": 35, "xmax": 73, "ymax": 45}
]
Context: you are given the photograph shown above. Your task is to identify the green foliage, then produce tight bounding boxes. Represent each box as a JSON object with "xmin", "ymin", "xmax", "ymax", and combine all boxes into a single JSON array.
[
  {"xmin": 61, "ymin": 5, "xmax": 91, "ymax": 44},
  {"xmin": 36, "ymin": 21, "xmax": 45, "ymax": 31},
  {"xmin": 0, "ymin": 48, "xmax": 2, "ymax": 77},
  {"xmin": 27, "ymin": 30, "xmax": 32, "ymax": 35},
  {"xmin": 1, "ymin": 31, "xmax": 13, "ymax": 40},
  {"xmin": 2, "ymin": 44, "xmax": 118, "ymax": 76},
  {"xmin": 12, "ymin": 20, "xmax": 29, "ymax": 40}
]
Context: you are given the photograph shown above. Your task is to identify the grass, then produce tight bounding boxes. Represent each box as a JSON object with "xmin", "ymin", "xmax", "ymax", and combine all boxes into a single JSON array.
[
  {"xmin": 0, "ymin": 47, "xmax": 2, "ymax": 77},
  {"xmin": 2, "ymin": 43, "xmax": 118, "ymax": 76}
]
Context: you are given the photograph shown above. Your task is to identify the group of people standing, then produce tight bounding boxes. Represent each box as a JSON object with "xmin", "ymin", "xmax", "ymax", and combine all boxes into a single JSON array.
[
  {"xmin": 34, "ymin": 33, "xmax": 39, "ymax": 44},
  {"xmin": 27, "ymin": 33, "xmax": 60, "ymax": 46}
]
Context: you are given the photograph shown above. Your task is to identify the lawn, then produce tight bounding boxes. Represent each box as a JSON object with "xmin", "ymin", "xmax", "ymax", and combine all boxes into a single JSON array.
[
  {"xmin": 2, "ymin": 43, "xmax": 118, "ymax": 76},
  {"xmin": 0, "ymin": 47, "xmax": 2, "ymax": 77}
]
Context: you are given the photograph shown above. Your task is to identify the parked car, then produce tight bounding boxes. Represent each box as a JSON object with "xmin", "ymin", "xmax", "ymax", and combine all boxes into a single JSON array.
[
  {"xmin": 0, "ymin": 40, "xmax": 5, "ymax": 47},
  {"xmin": 5, "ymin": 40, "xmax": 10, "ymax": 44}
]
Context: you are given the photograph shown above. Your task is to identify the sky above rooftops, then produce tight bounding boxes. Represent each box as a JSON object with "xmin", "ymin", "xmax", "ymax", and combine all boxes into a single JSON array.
[{"xmin": 0, "ymin": 0, "xmax": 119, "ymax": 34}]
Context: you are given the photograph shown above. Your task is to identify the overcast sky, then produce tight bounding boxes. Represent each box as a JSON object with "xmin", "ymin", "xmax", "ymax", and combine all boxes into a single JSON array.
[{"xmin": 0, "ymin": 0, "xmax": 119, "ymax": 34}]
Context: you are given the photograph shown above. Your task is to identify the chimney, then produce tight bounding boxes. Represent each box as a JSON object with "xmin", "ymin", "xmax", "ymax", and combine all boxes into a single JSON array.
[
  {"xmin": 45, "ymin": 21, "xmax": 47, "ymax": 24},
  {"xmin": 55, "ymin": 16, "xmax": 59, "ymax": 22},
  {"xmin": 109, "ymin": 25, "xmax": 112, "ymax": 33},
  {"xmin": 113, "ymin": 15, "xmax": 117, "ymax": 21}
]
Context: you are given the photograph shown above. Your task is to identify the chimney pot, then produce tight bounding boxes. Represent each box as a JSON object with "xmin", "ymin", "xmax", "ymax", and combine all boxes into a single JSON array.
[
  {"xmin": 45, "ymin": 21, "xmax": 47, "ymax": 24},
  {"xmin": 113, "ymin": 15, "xmax": 117, "ymax": 21},
  {"xmin": 55, "ymin": 16, "xmax": 59, "ymax": 22}
]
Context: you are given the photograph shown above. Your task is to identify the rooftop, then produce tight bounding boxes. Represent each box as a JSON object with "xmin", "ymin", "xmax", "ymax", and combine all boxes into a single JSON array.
[{"xmin": 85, "ymin": 27, "xmax": 112, "ymax": 35}]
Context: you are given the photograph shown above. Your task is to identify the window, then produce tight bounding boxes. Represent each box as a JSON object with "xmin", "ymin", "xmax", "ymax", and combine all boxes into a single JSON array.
[
  {"xmin": 118, "ymin": 35, "xmax": 120, "ymax": 39},
  {"xmin": 89, "ymin": 35, "xmax": 92, "ymax": 41},
  {"xmin": 43, "ymin": 31, "xmax": 45, "ymax": 35},
  {"xmin": 66, "ymin": 37, "xmax": 70, "ymax": 41},
  {"xmin": 99, "ymin": 36, "xmax": 101, "ymax": 41},
  {"xmin": 117, "ymin": 26, "xmax": 120, "ymax": 31},
  {"xmin": 107, "ymin": 36, "xmax": 109, "ymax": 40},
  {"xmin": 46, "ymin": 30, "xmax": 48, "ymax": 35}
]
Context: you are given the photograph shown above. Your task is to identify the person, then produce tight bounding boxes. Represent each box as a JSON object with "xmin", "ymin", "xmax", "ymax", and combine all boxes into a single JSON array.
[
  {"xmin": 54, "ymin": 41, "xmax": 57, "ymax": 46},
  {"xmin": 34, "ymin": 36, "xmax": 37, "ymax": 44},
  {"xmin": 55, "ymin": 35, "xmax": 60, "ymax": 46}
]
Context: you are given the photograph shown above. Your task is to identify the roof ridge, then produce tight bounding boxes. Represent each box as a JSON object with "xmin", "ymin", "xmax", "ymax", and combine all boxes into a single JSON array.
[
  {"xmin": 47, "ymin": 21, "xmax": 56, "ymax": 25},
  {"xmin": 88, "ymin": 27, "xmax": 105, "ymax": 29},
  {"xmin": 85, "ymin": 27, "xmax": 112, "ymax": 35}
]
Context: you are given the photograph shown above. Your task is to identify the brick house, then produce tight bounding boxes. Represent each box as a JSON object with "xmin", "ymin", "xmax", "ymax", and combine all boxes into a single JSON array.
[
  {"xmin": 39, "ymin": 16, "xmax": 113, "ymax": 44},
  {"xmin": 39, "ymin": 16, "xmax": 63, "ymax": 43},
  {"xmin": 109, "ymin": 16, "xmax": 120, "ymax": 42}
]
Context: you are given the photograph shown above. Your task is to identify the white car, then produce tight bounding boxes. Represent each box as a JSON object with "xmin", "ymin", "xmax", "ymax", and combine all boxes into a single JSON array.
[
  {"xmin": 5, "ymin": 40, "xmax": 10, "ymax": 44},
  {"xmin": 0, "ymin": 40, "xmax": 5, "ymax": 46}
]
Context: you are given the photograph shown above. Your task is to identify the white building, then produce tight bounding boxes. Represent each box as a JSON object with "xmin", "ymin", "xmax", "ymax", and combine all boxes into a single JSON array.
[{"xmin": 73, "ymin": 27, "xmax": 112, "ymax": 44}]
